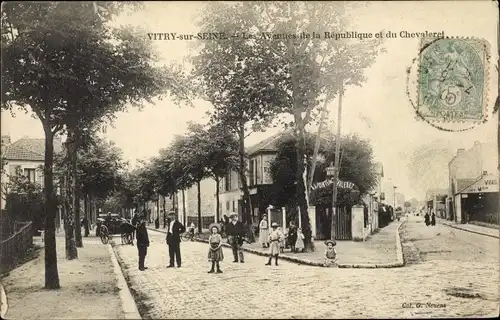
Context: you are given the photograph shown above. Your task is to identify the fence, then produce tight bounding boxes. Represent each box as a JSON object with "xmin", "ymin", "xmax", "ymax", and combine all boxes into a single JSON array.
[
  {"xmin": 186, "ymin": 216, "xmax": 215, "ymax": 229},
  {"xmin": 0, "ymin": 221, "xmax": 33, "ymax": 273}
]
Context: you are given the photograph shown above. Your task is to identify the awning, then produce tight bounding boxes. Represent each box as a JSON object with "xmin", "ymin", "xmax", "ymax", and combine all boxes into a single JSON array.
[{"xmin": 458, "ymin": 174, "xmax": 498, "ymax": 194}]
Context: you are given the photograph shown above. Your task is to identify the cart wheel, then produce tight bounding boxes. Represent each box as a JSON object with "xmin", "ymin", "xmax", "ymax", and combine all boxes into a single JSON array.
[
  {"xmin": 100, "ymin": 226, "xmax": 109, "ymax": 244},
  {"xmin": 126, "ymin": 233, "xmax": 133, "ymax": 244},
  {"xmin": 181, "ymin": 232, "xmax": 189, "ymax": 242}
]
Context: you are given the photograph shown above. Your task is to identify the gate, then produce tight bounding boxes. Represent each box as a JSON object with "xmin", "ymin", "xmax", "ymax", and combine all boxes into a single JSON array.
[
  {"xmin": 334, "ymin": 206, "xmax": 352, "ymax": 240},
  {"xmin": 314, "ymin": 206, "xmax": 352, "ymax": 240}
]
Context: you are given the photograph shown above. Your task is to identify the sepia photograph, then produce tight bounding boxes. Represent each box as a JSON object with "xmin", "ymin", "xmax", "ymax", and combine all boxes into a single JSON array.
[{"xmin": 0, "ymin": 1, "xmax": 499, "ymax": 319}]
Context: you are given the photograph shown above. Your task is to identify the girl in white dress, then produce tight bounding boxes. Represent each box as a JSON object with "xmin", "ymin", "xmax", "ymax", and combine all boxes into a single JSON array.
[
  {"xmin": 295, "ymin": 228, "xmax": 305, "ymax": 252},
  {"xmin": 265, "ymin": 222, "xmax": 284, "ymax": 266}
]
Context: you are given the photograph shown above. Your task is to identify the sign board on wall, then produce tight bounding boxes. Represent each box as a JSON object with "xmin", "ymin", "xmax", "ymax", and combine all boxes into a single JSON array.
[{"xmin": 461, "ymin": 175, "xmax": 498, "ymax": 194}]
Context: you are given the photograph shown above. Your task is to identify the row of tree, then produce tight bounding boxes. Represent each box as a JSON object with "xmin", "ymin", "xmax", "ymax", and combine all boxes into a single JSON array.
[
  {"xmin": 1, "ymin": 1, "xmax": 385, "ymax": 290},
  {"xmin": 1, "ymin": 2, "xmax": 189, "ymax": 289}
]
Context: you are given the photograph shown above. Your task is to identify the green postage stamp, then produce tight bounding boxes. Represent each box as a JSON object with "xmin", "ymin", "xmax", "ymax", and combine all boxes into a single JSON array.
[{"xmin": 416, "ymin": 37, "xmax": 490, "ymax": 124}]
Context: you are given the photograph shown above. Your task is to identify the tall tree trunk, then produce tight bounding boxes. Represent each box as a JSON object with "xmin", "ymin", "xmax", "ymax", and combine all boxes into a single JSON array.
[
  {"xmin": 83, "ymin": 195, "xmax": 89, "ymax": 237},
  {"xmin": 215, "ymin": 177, "xmax": 220, "ymax": 222},
  {"xmin": 308, "ymin": 99, "xmax": 329, "ymax": 195},
  {"xmin": 63, "ymin": 168, "xmax": 78, "ymax": 260},
  {"xmin": 294, "ymin": 119, "xmax": 312, "ymax": 251},
  {"xmin": 42, "ymin": 125, "xmax": 60, "ymax": 289},
  {"xmin": 237, "ymin": 123, "xmax": 253, "ymax": 224},
  {"xmin": 163, "ymin": 195, "xmax": 167, "ymax": 228},
  {"xmin": 197, "ymin": 181, "xmax": 202, "ymax": 233},
  {"xmin": 331, "ymin": 90, "xmax": 344, "ymax": 241},
  {"xmin": 182, "ymin": 189, "xmax": 187, "ymax": 226},
  {"xmin": 69, "ymin": 132, "xmax": 83, "ymax": 248}
]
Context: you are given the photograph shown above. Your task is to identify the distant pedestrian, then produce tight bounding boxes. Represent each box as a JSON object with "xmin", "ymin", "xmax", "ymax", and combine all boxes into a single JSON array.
[
  {"xmin": 431, "ymin": 212, "xmax": 436, "ymax": 226},
  {"xmin": 207, "ymin": 223, "xmax": 224, "ymax": 274},
  {"xmin": 287, "ymin": 221, "xmax": 297, "ymax": 252},
  {"xmin": 136, "ymin": 218, "xmax": 150, "ymax": 271},
  {"xmin": 259, "ymin": 215, "xmax": 270, "ymax": 248},
  {"xmin": 424, "ymin": 212, "xmax": 430, "ymax": 226},
  {"xmin": 226, "ymin": 212, "xmax": 245, "ymax": 263},
  {"xmin": 266, "ymin": 222, "xmax": 284, "ymax": 266},
  {"xmin": 166, "ymin": 213, "xmax": 185, "ymax": 268},
  {"xmin": 324, "ymin": 240, "xmax": 337, "ymax": 267},
  {"xmin": 295, "ymin": 228, "xmax": 305, "ymax": 252}
]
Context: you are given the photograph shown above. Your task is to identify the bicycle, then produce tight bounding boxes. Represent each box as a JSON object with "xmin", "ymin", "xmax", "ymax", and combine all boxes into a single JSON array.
[
  {"xmin": 100, "ymin": 225, "xmax": 111, "ymax": 244},
  {"xmin": 181, "ymin": 230, "xmax": 196, "ymax": 242}
]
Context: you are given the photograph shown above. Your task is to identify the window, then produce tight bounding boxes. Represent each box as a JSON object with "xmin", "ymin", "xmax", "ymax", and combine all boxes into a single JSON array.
[
  {"xmin": 24, "ymin": 168, "xmax": 36, "ymax": 183},
  {"xmin": 226, "ymin": 201, "xmax": 230, "ymax": 211},
  {"xmin": 248, "ymin": 160, "xmax": 254, "ymax": 186},
  {"xmin": 232, "ymin": 201, "xmax": 235, "ymax": 212},
  {"xmin": 255, "ymin": 157, "xmax": 260, "ymax": 184}
]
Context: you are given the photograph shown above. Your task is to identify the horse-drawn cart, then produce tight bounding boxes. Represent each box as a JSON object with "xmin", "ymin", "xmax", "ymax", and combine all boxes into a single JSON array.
[{"xmin": 96, "ymin": 213, "xmax": 135, "ymax": 245}]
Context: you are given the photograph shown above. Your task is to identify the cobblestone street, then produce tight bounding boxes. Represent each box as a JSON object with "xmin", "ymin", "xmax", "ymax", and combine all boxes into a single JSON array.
[{"xmin": 114, "ymin": 218, "xmax": 499, "ymax": 319}]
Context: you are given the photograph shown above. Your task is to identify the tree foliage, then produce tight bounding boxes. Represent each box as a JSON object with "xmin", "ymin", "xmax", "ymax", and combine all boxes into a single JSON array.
[
  {"xmin": 269, "ymin": 131, "xmax": 377, "ymax": 208},
  {"xmin": 194, "ymin": 2, "xmax": 385, "ymax": 245}
]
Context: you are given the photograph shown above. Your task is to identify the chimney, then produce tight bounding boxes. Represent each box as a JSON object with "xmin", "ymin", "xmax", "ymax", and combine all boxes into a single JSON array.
[{"xmin": 457, "ymin": 148, "xmax": 465, "ymax": 155}]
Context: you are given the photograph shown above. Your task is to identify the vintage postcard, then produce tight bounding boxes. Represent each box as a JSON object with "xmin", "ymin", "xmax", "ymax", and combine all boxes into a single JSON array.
[{"xmin": 1, "ymin": 1, "xmax": 498, "ymax": 319}]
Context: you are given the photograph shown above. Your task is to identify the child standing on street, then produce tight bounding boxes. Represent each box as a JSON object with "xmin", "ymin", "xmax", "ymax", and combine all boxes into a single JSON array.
[
  {"xmin": 295, "ymin": 227, "xmax": 305, "ymax": 252},
  {"xmin": 324, "ymin": 240, "xmax": 337, "ymax": 267},
  {"xmin": 266, "ymin": 222, "xmax": 284, "ymax": 266},
  {"xmin": 207, "ymin": 223, "xmax": 224, "ymax": 273}
]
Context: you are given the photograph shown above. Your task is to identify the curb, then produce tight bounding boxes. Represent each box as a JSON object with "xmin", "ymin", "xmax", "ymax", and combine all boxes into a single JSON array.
[
  {"xmin": 440, "ymin": 222, "xmax": 499, "ymax": 239},
  {"xmin": 0, "ymin": 282, "xmax": 7, "ymax": 319},
  {"xmin": 107, "ymin": 243, "xmax": 142, "ymax": 319},
  {"xmin": 147, "ymin": 223, "xmax": 406, "ymax": 269}
]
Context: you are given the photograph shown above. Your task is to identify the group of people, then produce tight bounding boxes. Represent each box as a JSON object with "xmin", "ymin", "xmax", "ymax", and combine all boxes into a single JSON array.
[
  {"xmin": 424, "ymin": 211, "xmax": 436, "ymax": 226},
  {"xmin": 259, "ymin": 216, "xmax": 305, "ymax": 253},
  {"xmin": 131, "ymin": 210, "xmax": 186, "ymax": 271},
  {"xmin": 131, "ymin": 210, "xmax": 339, "ymax": 272}
]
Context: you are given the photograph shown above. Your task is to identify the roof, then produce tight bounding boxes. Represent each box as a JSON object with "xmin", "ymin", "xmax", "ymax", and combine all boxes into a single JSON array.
[
  {"xmin": 245, "ymin": 131, "xmax": 292, "ymax": 156},
  {"xmin": 3, "ymin": 137, "xmax": 63, "ymax": 161}
]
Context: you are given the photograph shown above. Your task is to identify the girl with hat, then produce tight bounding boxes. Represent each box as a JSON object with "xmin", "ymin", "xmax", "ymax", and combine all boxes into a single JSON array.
[
  {"xmin": 324, "ymin": 240, "xmax": 337, "ymax": 267},
  {"xmin": 265, "ymin": 222, "xmax": 284, "ymax": 266},
  {"xmin": 207, "ymin": 223, "xmax": 224, "ymax": 273}
]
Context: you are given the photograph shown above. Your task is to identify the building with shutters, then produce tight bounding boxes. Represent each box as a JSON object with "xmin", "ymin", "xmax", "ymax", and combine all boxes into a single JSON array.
[{"xmin": 1, "ymin": 135, "xmax": 63, "ymax": 209}]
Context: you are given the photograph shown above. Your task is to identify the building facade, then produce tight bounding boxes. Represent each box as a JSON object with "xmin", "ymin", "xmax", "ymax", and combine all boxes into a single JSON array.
[
  {"xmin": 425, "ymin": 189, "xmax": 447, "ymax": 218},
  {"xmin": 1, "ymin": 136, "xmax": 62, "ymax": 208},
  {"xmin": 448, "ymin": 141, "xmax": 498, "ymax": 224}
]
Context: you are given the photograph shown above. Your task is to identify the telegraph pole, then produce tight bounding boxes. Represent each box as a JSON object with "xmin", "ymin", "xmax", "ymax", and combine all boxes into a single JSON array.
[{"xmin": 330, "ymin": 89, "xmax": 344, "ymax": 241}]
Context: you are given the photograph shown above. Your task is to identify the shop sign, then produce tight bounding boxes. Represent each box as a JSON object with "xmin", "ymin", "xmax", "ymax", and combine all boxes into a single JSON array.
[{"xmin": 462, "ymin": 175, "xmax": 498, "ymax": 193}]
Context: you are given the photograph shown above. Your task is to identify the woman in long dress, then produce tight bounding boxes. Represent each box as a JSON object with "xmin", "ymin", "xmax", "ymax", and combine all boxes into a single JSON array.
[
  {"xmin": 259, "ymin": 216, "xmax": 270, "ymax": 248},
  {"xmin": 287, "ymin": 221, "xmax": 297, "ymax": 252},
  {"xmin": 295, "ymin": 228, "xmax": 305, "ymax": 252}
]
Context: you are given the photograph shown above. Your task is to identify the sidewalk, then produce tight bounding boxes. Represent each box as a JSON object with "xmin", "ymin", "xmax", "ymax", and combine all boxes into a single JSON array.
[
  {"xmin": 437, "ymin": 218, "xmax": 499, "ymax": 239},
  {"xmin": 148, "ymin": 220, "xmax": 404, "ymax": 268},
  {"xmin": 1, "ymin": 234, "xmax": 138, "ymax": 320}
]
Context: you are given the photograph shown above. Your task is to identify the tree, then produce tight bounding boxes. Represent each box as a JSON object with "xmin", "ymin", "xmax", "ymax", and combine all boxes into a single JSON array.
[
  {"xmin": 1, "ymin": 2, "xmax": 188, "ymax": 288},
  {"xmin": 270, "ymin": 131, "xmax": 377, "ymax": 216},
  {"xmin": 404, "ymin": 201, "xmax": 412, "ymax": 212},
  {"xmin": 195, "ymin": 2, "xmax": 385, "ymax": 249},
  {"xmin": 191, "ymin": 4, "xmax": 288, "ymax": 224}
]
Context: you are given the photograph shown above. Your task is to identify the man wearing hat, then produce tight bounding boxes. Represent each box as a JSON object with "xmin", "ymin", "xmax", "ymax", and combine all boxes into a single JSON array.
[
  {"xmin": 136, "ymin": 217, "xmax": 150, "ymax": 271},
  {"xmin": 166, "ymin": 212, "xmax": 185, "ymax": 268},
  {"xmin": 226, "ymin": 212, "xmax": 245, "ymax": 263},
  {"xmin": 265, "ymin": 222, "xmax": 284, "ymax": 266}
]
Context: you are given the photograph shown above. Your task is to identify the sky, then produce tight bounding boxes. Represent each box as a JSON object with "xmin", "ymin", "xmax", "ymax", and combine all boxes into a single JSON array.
[{"xmin": 1, "ymin": 1, "xmax": 498, "ymax": 201}]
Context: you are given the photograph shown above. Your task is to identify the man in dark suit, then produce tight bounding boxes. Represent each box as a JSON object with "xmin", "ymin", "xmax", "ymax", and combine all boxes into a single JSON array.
[
  {"xmin": 226, "ymin": 212, "xmax": 245, "ymax": 263},
  {"xmin": 136, "ymin": 218, "xmax": 150, "ymax": 271},
  {"xmin": 166, "ymin": 213, "xmax": 185, "ymax": 268}
]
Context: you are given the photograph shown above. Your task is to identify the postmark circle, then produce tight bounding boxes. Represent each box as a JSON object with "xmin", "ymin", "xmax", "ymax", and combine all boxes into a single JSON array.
[{"xmin": 405, "ymin": 37, "xmax": 491, "ymax": 132}]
